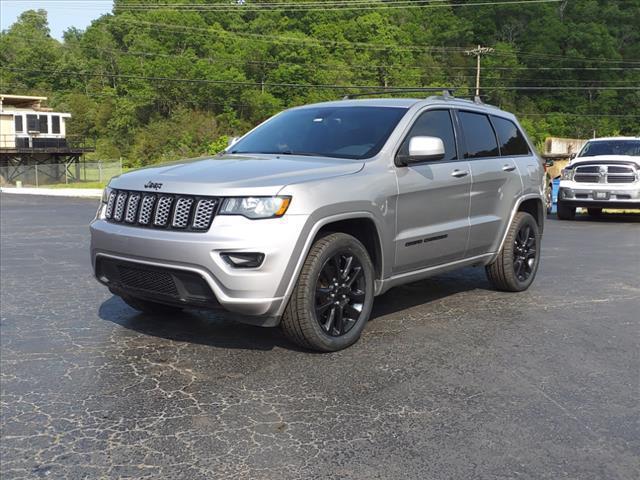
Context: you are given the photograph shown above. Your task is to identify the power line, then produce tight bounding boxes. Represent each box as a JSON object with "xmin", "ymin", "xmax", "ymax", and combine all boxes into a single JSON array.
[
  {"xmin": 73, "ymin": 44, "xmax": 640, "ymax": 84},
  {"xmin": 114, "ymin": 0, "xmax": 563, "ymax": 12},
  {"xmin": 108, "ymin": 18, "xmax": 640, "ymax": 65},
  {"xmin": 3, "ymin": 66, "xmax": 638, "ymax": 91},
  {"xmin": 9, "ymin": 26, "xmax": 638, "ymax": 72}
]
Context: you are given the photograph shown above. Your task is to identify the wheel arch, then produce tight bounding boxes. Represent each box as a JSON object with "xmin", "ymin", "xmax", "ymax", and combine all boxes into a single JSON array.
[
  {"xmin": 518, "ymin": 197, "xmax": 545, "ymax": 234},
  {"xmin": 275, "ymin": 211, "xmax": 386, "ymax": 318},
  {"xmin": 314, "ymin": 217, "xmax": 384, "ymax": 280},
  {"xmin": 490, "ymin": 194, "xmax": 545, "ymax": 264}
]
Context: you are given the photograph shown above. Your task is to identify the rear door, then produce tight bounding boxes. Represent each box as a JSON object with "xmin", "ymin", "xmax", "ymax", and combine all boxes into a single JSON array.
[
  {"xmin": 456, "ymin": 110, "xmax": 524, "ymax": 257},
  {"xmin": 394, "ymin": 108, "xmax": 471, "ymax": 273}
]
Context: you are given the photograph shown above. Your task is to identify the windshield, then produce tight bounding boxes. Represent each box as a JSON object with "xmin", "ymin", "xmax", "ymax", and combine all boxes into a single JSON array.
[
  {"xmin": 579, "ymin": 140, "xmax": 640, "ymax": 157},
  {"xmin": 229, "ymin": 106, "xmax": 407, "ymax": 160}
]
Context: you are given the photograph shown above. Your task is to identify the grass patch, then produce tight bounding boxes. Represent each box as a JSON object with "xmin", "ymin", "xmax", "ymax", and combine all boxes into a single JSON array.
[{"xmin": 47, "ymin": 182, "xmax": 107, "ymax": 189}]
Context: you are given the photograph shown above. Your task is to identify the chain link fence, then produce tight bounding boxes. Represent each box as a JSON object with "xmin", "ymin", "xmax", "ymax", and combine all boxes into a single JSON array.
[{"xmin": 0, "ymin": 161, "xmax": 123, "ymax": 188}]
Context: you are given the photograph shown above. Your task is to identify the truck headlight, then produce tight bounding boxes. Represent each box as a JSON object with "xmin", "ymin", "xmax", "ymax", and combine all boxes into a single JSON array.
[
  {"xmin": 219, "ymin": 196, "xmax": 291, "ymax": 219},
  {"xmin": 561, "ymin": 168, "xmax": 574, "ymax": 181}
]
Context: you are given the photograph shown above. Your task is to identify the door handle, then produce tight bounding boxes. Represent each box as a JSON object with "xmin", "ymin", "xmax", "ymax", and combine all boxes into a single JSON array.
[
  {"xmin": 451, "ymin": 169, "xmax": 469, "ymax": 178},
  {"xmin": 502, "ymin": 164, "xmax": 517, "ymax": 172}
]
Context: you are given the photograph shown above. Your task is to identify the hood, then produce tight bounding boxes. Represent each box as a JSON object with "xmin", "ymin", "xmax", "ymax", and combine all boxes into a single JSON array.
[
  {"xmin": 109, "ymin": 154, "xmax": 365, "ymax": 196},
  {"xmin": 570, "ymin": 155, "xmax": 640, "ymax": 168}
]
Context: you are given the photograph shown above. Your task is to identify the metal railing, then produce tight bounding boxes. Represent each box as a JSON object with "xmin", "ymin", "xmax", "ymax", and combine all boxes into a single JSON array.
[
  {"xmin": 0, "ymin": 134, "xmax": 95, "ymax": 150},
  {"xmin": 0, "ymin": 160, "xmax": 123, "ymax": 188}
]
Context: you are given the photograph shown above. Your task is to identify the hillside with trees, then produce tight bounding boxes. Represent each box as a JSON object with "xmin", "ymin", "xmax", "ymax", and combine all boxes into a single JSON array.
[{"xmin": 1, "ymin": 0, "xmax": 638, "ymax": 166}]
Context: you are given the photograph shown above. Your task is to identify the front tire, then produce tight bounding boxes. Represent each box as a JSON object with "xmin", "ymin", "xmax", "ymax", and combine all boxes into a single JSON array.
[
  {"xmin": 557, "ymin": 202, "xmax": 576, "ymax": 220},
  {"xmin": 486, "ymin": 212, "xmax": 540, "ymax": 292},
  {"xmin": 281, "ymin": 233, "xmax": 375, "ymax": 352}
]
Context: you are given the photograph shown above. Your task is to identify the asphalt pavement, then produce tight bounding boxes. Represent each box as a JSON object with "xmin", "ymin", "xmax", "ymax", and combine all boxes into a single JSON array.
[{"xmin": 1, "ymin": 193, "xmax": 639, "ymax": 479}]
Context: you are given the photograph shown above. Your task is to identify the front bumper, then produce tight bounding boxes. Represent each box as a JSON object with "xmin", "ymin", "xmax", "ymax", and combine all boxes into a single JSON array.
[
  {"xmin": 90, "ymin": 213, "xmax": 310, "ymax": 323},
  {"xmin": 558, "ymin": 180, "xmax": 640, "ymax": 209}
]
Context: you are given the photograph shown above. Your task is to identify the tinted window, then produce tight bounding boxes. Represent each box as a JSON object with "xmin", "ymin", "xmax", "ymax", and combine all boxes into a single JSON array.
[
  {"xmin": 51, "ymin": 115, "xmax": 60, "ymax": 134},
  {"xmin": 38, "ymin": 115, "xmax": 48, "ymax": 134},
  {"xmin": 14, "ymin": 116, "xmax": 23, "ymax": 132},
  {"xmin": 459, "ymin": 111, "xmax": 499, "ymax": 159},
  {"xmin": 230, "ymin": 106, "xmax": 407, "ymax": 160},
  {"xmin": 398, "ymin": 109, "xmax": 457, "ymax": 161},
  {"xmin": 26, "ymin": 114, "xmax": 38, "ymax": 132},
  {"xmin": 579, "ymin": 140, "xmax": 640, "ymax": 157},
  {"xmin": 492, "ymin": 116, "xmax": 530, "ymax": 156}
]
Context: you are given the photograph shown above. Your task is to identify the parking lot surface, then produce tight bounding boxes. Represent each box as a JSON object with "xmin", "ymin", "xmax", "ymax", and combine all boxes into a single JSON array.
[{"xmin": 1, "ymin": 193, "xmax": 639, "ymax": 479}]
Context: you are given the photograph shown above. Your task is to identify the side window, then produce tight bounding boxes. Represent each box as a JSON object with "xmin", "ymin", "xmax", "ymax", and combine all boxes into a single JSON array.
[
  {"xmin": 15, "ymin": 116, "xmax": 23, "ymax": 132},
  {"xmin": 458, "ymin": 111, "xmax": 499, "ymax": 159},
  {"xmin": 492, "ymin": 116, "xmax": 530, "ymax": 156},
  {"xmin": 26, "ymin": 114, "xmax": 38, "ymax": 132},
  {"xmin": 51, "ymin": 115, "xmax": 60, "ymax": 134},
  {"xmin": 398, "ymin": 109, "xmax": 457, "ymax": 161},
  {"xmin": 38, "ymin": 115, "xmax": 49, "ymax": 134}
]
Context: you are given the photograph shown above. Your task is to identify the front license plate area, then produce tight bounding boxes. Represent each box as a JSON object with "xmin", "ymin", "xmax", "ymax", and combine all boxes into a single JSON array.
[{"xmin": 593, "ymin": 191, "xmax": 609, "ymax": 200}]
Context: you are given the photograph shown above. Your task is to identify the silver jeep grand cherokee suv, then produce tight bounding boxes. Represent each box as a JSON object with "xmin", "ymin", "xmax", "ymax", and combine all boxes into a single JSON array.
[{"xmin": 91, "ymin": 94, "xmax": 545, "ymax": 351}]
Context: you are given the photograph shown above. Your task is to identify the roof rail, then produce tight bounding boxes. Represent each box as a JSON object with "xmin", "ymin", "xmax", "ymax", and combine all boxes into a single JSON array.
[
  {"xmin": 451, "ymin": 94, "xmax": 486, "ymax": 105},
  {"xmin": 342, "ymin": 87, "xmax": 457, "ymax": 100}
]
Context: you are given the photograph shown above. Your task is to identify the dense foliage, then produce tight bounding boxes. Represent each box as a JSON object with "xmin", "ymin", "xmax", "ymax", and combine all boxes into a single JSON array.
[{"xmin": 1, "ymin": 0, "xmax": 638, "ymax": 166}]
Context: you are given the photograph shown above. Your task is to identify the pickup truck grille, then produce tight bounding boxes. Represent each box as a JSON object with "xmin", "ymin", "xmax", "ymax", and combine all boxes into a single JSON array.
[
  {"xmin": 573, "ymin": 164, "xmax": 637, "ymax": 184},
  {"xmin": 105, "ymin": 189, "xmax": 218, "ymax": 231}
]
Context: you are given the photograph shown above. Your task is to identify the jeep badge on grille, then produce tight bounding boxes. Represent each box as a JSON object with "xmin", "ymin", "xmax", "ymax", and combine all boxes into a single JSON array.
[{"xmin": 144, "ymin": 181, "xmax": 163, "ymax": 190}]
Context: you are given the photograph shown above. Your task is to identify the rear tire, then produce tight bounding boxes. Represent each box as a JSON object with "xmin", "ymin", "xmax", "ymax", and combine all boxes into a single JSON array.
[
  {"xmin": 486, "ymin": 212, "xmax": 540, "ymax": 292},
  {"xmin": 557, "ymin": 202, "xmax": 576, "ymax": 220},
  {"xmin": 588, "ymin": 208, "xmax": 603, "ymax": 217},
  {"xmin": 281, "ymin": 233, "xmax": 374, "ymax": 352},
  {"xmin": 120, "ymin": 295, "xmax": 182, "ymax": 315}
]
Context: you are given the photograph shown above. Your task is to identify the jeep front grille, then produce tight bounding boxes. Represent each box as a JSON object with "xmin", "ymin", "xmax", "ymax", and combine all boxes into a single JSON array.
[
  {"xmin": 105, "ymin": 189, "xmax": 218, "ymax": 232},
  {"xmin": 573, "ymin": 164, "xmax": 637, "ymax": 184}
]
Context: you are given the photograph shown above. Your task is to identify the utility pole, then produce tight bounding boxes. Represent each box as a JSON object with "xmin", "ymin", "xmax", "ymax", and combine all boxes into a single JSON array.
[{"xmin": 465, "ymin": 45, "xmax": 495, "ymax": 98}]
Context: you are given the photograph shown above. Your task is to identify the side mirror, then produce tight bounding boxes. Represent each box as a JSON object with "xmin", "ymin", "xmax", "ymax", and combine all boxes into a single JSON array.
[
  {"xmin": 545, "ymin": 158, "xmax": 555, "ymax": 167},
  {"xmin": 569, "ymin": 153, "xmax": 576, "ymax": 160},
  {"xmin": 227, "ymin": 136, "xmax": 240, "ymax": 148},
  {"xmin": 398, "ymin": 136, "xmax": 446, "ymax": 165}
]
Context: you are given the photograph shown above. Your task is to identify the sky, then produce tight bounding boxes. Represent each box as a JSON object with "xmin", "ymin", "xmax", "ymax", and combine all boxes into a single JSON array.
[{"xmin": 1, "ymin": 0, "xmax": 113, "ymax": 39}]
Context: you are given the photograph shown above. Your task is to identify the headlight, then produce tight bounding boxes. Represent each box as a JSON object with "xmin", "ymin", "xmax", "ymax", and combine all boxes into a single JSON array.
[
  {"xmin": 219, "ymin": 196, "xmax": 291, "ymax": 219},
  {"xmin": 101, "ymin": 186, "xmax": 113, "ymax": 204},
  {"xmin": 561, "ymin": 168, "xmax": 574, "ymax": 181},
  {"xmin": 95, "ymin": 186, "xmax": 113, "ymax": 220}
]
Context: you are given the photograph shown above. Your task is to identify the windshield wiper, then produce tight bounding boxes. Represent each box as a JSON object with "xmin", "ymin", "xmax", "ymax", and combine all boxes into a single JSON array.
[{"xmin": 231, "ymin": 150, "xmax": 325, "ymax": 157}]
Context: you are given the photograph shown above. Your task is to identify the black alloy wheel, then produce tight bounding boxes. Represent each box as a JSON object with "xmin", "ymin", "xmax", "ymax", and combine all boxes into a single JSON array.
[
  {"xmin": 281, "ymin": 232, "xmax": 374, "ymax": 352},
  {"xmin": 314, "ymin": 252, "xmax": 366, "ymax": 337},
  {"xmin": 513, "ymin": 223, "xmax": 537, "ymax": 282},
  {"xmin": 485, "ymin": 211, "xmax": 540, "ymax": 292}
]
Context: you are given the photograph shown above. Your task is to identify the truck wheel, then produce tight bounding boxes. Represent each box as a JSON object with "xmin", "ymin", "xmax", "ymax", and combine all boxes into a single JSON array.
[
  {"xmin": 120, "ymin": 295, "xmax": 182, "ymax": 314},
  {"xmin": 486, "ymin": 212, "xmax": 540, "ymax": 292},
  {"xmin": 556, "ymin": 202, "xmax": 576, "ymax": 220},
  {"xmin": 281, "ymin": 233, "xmax": 374, "ymax": 352},
  {"xmin": 588, "ymin": 208, "xmax": 603, "ymax": 217}
]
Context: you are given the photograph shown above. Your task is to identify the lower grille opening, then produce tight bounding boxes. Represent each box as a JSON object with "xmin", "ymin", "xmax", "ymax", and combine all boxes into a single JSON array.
[
  {"xmin": 96, "ymin": 258, "xmax": 219, "ymax": 307},
  {"xmin": 117, "ymin": 264, "xmax": 179, "ymax": 296}
]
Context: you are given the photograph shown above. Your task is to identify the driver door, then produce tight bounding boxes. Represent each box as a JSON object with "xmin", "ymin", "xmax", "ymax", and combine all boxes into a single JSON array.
[{"xmin": 393, "ymin": 109, "xmax": 471, "ymax": 273}]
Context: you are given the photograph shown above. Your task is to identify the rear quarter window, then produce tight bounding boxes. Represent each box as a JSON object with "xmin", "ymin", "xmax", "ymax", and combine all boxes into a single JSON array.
[{"xmin": 491, "ymin": 116, "xmax": 530, "ymax": 156}]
